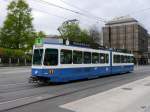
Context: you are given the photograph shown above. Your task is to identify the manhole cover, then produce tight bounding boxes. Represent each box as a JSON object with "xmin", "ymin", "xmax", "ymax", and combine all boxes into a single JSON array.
[
  {"xmin": 122, "ymin": 87, "xmax": 133, "ymax": 91},
  {"xmin": 141, "ymin": 106, "xmax": 146, "ymax": 109},
  {"xmin": 141, "ymin": 105, "xmax": 150, "ymax": 112}
]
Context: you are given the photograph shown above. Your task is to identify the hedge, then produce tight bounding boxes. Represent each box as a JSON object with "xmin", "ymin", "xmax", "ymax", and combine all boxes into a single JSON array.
[{"xmin": 0, "ymin": 47, "xmax": 29, "ymax": 58}]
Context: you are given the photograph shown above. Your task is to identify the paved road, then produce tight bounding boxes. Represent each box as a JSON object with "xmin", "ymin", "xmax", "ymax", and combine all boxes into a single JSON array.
[{"xmin": 0, "ymin": 66, "xmax": 150, "ymax": 112}]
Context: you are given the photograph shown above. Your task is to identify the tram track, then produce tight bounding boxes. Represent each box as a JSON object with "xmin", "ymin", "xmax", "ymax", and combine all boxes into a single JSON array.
[
  {"xmin": 0, "ymin": 82, "xmax": 28, "ymax": 87},
  {"xmin": 0, "ymin": 68, "xmax": 148, "ymax": 95},
  {"xmin": 1, "ymin": 69, "xmax": 150, "ymax": 111},
  {"xmin": 0, "ymin": 82, "xmax": 49, "ymax": 95}
]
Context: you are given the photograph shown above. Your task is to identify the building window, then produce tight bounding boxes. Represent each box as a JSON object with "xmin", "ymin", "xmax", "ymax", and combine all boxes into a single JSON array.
[
  {"xmin": 83, "ymin": 52, "xmax": 91, "ymax": 64},
  {"xmin": 61, "ymin": 49, "xmax": 72, "ymax": 64},
  {"xmin": 73, "ymin": 51, "xmax": 83, "ymax": 64},
  {"xmin": 92, "ymin": 53, "xmax": 99, "ymax": 64}
]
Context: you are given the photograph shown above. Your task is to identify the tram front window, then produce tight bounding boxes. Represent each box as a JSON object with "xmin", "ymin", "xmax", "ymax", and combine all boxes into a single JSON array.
[
  {"xmin": 33, "ymin": 49, "xmax": 43, "ymax": 65},
  {"xmin": 44, "ymin": 49, "xmax": 58, "ymax": 66}
]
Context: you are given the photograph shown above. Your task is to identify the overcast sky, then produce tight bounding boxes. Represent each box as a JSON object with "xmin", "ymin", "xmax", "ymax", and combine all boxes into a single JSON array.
[{"xmin": 0, "ymin": 0, "xmax": 150, "ymax": 35}]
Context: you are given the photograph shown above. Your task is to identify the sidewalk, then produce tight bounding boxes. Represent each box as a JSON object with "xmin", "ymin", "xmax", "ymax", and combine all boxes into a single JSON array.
[{"xmin": 61, "ymin": 76, "xmax": 150, "ymax": 112}]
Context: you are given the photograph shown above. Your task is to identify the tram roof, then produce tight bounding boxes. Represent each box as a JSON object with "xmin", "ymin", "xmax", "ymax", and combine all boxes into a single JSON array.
[{"xmin": 34, "ymin": 38, "xmax": 132, "ymax": 54}]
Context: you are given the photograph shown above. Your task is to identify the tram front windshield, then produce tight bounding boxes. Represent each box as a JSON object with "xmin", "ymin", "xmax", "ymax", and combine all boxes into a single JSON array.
[
  {"xmin": 44, "ymin": 49, "xmax": 58, "ymax": 66},
  {"xmin": 33, "ymin": 49, "xmax": 43, "ymax": 65}
]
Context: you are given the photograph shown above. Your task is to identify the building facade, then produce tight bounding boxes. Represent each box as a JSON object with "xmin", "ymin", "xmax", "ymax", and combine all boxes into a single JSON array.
[{"xmin": 103, "ymin": 17, "xmax": 149, "ymax": 64}]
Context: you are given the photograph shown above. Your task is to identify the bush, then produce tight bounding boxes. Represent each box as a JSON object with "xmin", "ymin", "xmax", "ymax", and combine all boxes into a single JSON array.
[
  {"xmin": 0, "ymin": 48, "xmax": 4, "ymax": 56},
  {"xmin": 0, "ymin": 48, "xmax": 32, "ymax": 65},
  {"xmin": 0, "ymin": 48, "xmax": 26, "ymax": 58},
  {"xmin": 14, "ymin": 50, "xmax": 25, "ymax": 58},
  {"xmin": 3, "ymin": 48, "xmax": 14, "ymax": 57}
]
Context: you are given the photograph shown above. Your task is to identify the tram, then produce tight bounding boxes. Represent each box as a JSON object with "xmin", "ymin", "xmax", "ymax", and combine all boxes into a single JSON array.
[{"xmin": 30, "ymin": 39, "xmax": 134, "ymax": 83}]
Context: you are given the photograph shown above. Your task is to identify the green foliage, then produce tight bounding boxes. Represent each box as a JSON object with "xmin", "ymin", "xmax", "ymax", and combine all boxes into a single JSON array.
[
  {"xmin": 3, "ymin": 49, "xmax": 14, "ymax": 57},
  {"xmin": 59, "ymin": 22, "xmax": 94, "ymax": 44},
  {"xmin": 0, "ymin": 48, "xmax": 32, "ymax": 64},
  {"xmin": 0, "ymin": 0, "xmax": 34, "ymax": 49},
  {"xmin": 14, "ymin": 49, "xmax": 25, "ymax": 57},
  {"xmin": 59, "ymin": 23, "xmax": 79, "ymax": 40},
  {"xmin": 27, "ymin": 31, "xmax": 46, "ymax": 47},
  {"xmin": 0, "ymin": 48, "xmax": 4, "ymax": 56},
  {"xmin": 0, "ymin": 47, "xmax": 25, "ymax": 58},
  {"xmin": 24, "ymin": 55, "xmax": 32, "ymax": 62},
  {"xmin": 35, "ymin": 31, "xmax": 46, "ymax": 38},
  {"xmin": 80, "ymin": 29, "xmax": 92, "ymax": 43}
]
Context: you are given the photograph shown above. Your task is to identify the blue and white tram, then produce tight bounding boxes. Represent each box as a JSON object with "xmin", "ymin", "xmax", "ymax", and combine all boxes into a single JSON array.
[
  {"xmin": 31, "ymin": 43, "xmax": 134, "ymax": 83},
  {"xmin": 112, "ymin": 52, "xmax": 134, "ymax": 74}
]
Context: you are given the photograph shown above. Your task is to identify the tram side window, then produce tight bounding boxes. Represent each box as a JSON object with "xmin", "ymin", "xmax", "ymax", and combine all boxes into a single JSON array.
[
  {"xmin": 84, "ymin": 52, "xmax": 91, "ymax": 64},
  {"xmin": 127, "ymin": 56, "xmax": 131, "ymax": 63},
  {"xmin": 125, "ymin": 56, "xmax": 128, "ymax": 63},
  {"xmin": 121, "ymin": 55, "xmax": 125, "ymax": 63},
  {"xmin": 100, "ymin": 53, "xmax": 105, "ymax": 63},
  {"xmin": 126, "ymin": 56, "xmax": 129, "ymax": 63},
  {"xmin": 92, "ymin": 53, "xmax": 99, "ymax": 64},
  {"xmin": 124, "ymin": 56, "xmax": 128, "ymax": 63},
  {"xmin": 73, "ymin": 51, "xmax": 83, "ymax": 64},
  {"xmin": 113, "ymin": 55, "xmax": 121, "ymax": 63},
  {"xmin": 44, "ymin": 49, "xmax": 58, "ymax": 66},
  {"xmin": 61, "ymin": 50, "xmax": 72, "ymax": 64},
  {"xmin": 121, "ymin": 55, "xmax": 123, "ymax": 63},
  {"xmin": 130, "ymin": 56, "xmax": 134, "ymax": 63},
  {"xmin": 105, "ymin": 54, "xmax": 109, "ymax": 63},
  {"xmin": 113, "ymin": 55, "xmax": 117, "ymax": 63}
]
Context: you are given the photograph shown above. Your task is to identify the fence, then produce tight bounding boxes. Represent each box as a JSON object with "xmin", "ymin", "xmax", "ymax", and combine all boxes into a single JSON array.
[{"xmin": 0, "ymin": 57, "xmax": 32, "ymax": 66}]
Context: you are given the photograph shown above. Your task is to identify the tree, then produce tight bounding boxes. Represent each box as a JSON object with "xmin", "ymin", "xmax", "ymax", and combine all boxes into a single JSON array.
[
  {"xmin": 89, "ymin": 25, "xmax": 102, "ymax": 45},
  {"xmin": 58, "ymin": 22, "xmax": 80, "ymax": 41},
  {"xmin": 0, "ymin": 28, "xmax": 1, "ymax": 45},
  {"xmin": 0, "ymin": 0, "xmax": 34, "ymax": 49},
  {"xmin": 58, "ymin": 21, "xmax": 93, "ymax": 43},
  {"xmin": 35, "ymin": 31, "xmax": 46, "ymax": 38}
]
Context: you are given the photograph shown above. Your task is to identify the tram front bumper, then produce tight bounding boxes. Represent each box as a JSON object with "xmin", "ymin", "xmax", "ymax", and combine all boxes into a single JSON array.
[{"xmin": 32, "ymin": 68, "xmax": 56, "ymax": 77}]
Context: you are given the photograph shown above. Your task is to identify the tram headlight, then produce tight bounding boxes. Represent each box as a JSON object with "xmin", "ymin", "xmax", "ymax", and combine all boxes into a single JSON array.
[{"xmin": 49, "ymin": 69, "xmax": 54, "ymax": 74}]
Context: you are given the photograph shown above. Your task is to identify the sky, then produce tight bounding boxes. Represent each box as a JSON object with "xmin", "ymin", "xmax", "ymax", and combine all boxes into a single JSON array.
[{"xmin": 0, "ymin": 0, "xmax": 150, "ymax": 35}]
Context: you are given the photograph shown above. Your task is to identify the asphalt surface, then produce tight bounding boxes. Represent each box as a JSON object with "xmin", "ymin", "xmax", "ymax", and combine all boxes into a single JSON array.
[{"xmin": 0, "ymin": 66, "xmax": 150, "ymax": 112}]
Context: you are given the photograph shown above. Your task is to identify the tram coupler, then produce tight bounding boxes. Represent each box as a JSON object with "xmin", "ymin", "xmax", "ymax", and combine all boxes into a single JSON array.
[
  {"xmin": 29, "ymin": 76, "xmax": 50, "ymax": 84},
  {"xmin": 28, "ymin": 76, "xmax": 39, "ymax": 83}
]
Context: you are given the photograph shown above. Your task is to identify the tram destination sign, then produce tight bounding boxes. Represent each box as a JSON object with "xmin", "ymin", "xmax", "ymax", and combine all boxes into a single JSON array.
[{"xmin": 35, "ymin": 37, "xmax": 43, "ymax": 45}]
